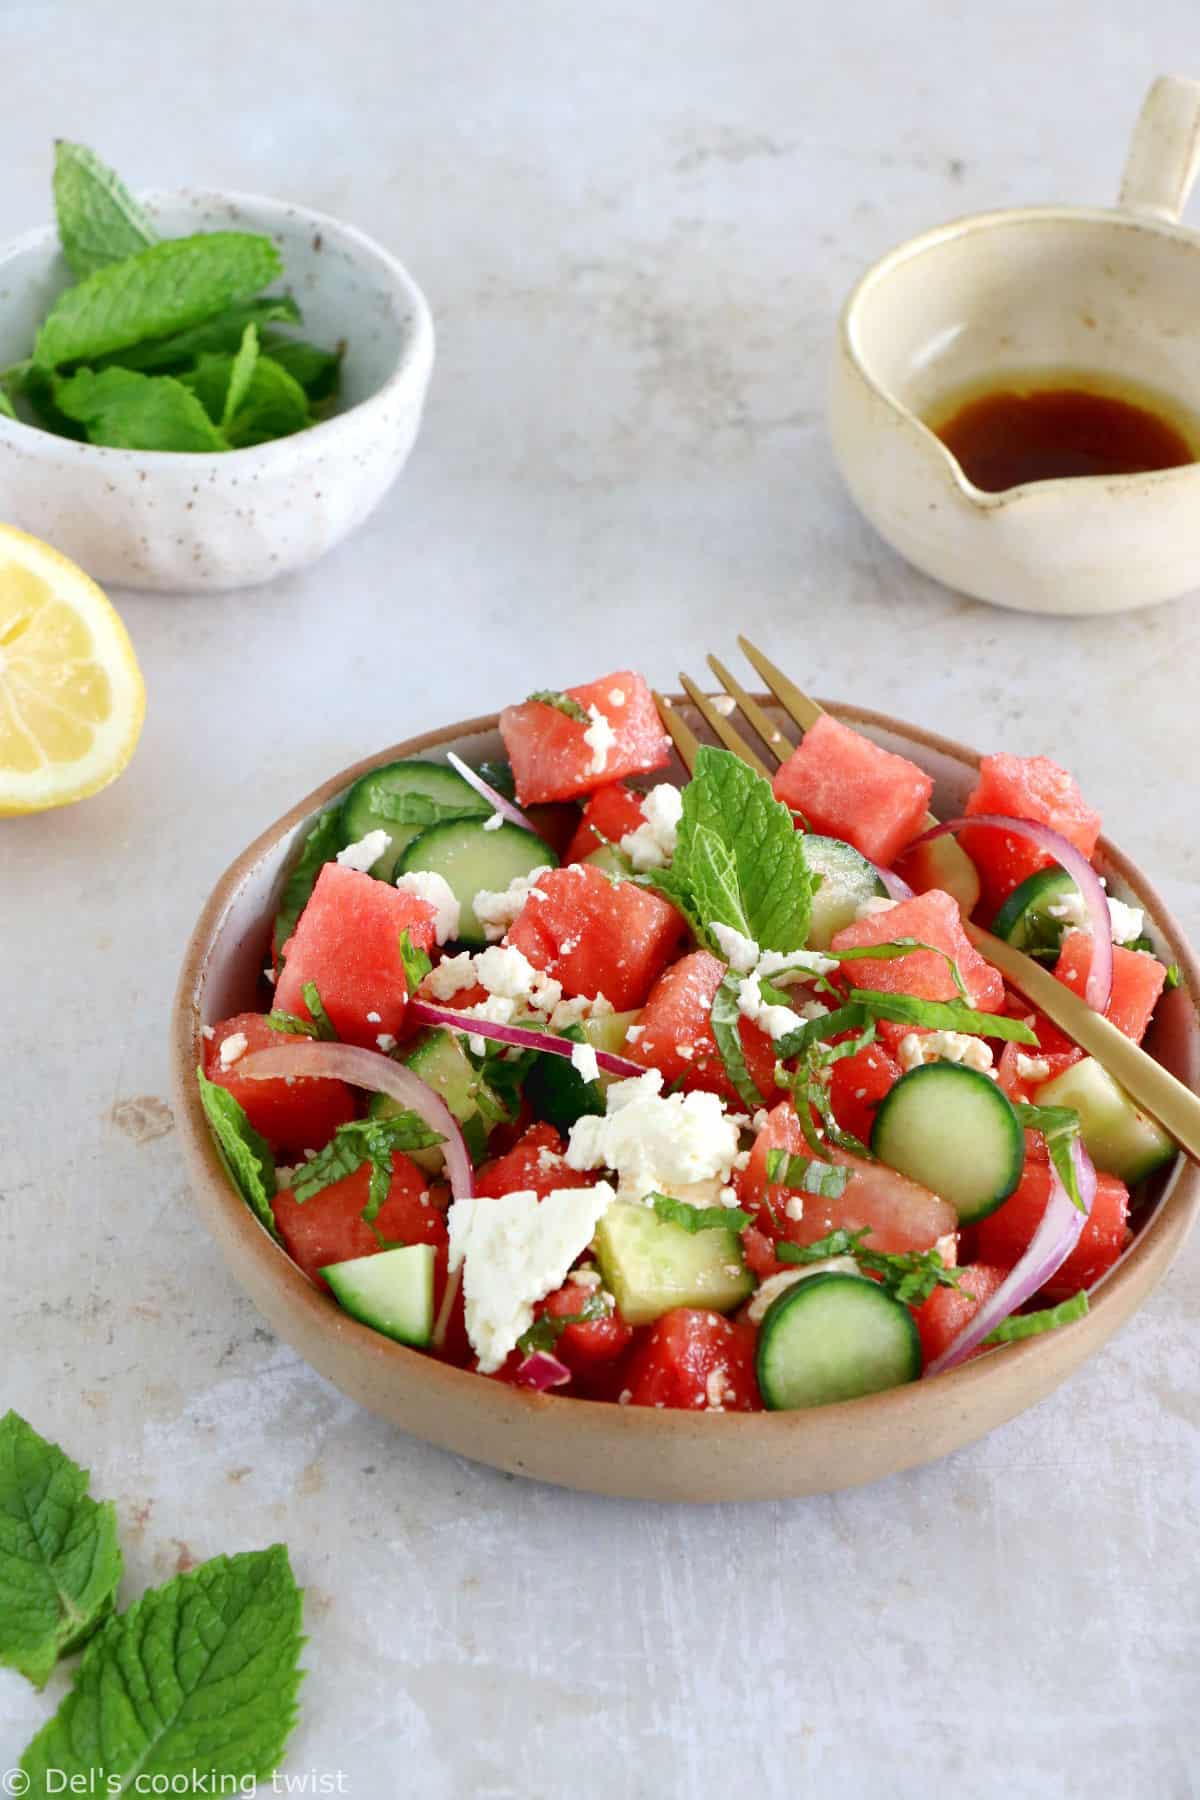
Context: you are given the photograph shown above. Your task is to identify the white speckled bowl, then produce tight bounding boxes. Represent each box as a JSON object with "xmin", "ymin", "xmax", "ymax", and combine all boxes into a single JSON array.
[{"xmin": 0, "ymin": 191, "xmax": 435, "ymax": 592}]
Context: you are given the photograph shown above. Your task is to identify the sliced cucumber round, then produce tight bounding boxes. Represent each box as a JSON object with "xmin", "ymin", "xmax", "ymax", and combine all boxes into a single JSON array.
[
  {"xmin": 398, "ymin": 817, "xmax": 557, "ymax": 946},
  {"xmin": 804, "ymin": 835, "xmax": 887, "ymax": 950},
  {"xmin": 322, "ymin": 1243, "xmax": 436, "ymax": 1346},
  {"xmin": 339, "ymin": 759, "xmax": 490, "ymax": 881},
  {"xmin": 756, "ymin": 1272, "xmax": 921, "ymax": 1410},
  {"xmin": 871, "ymin": 1062, "xmax": 1023, "ymax": 1224},
  {"xmin": 991, "ymin": 864, "xmax": 1079, "ymax": 958}
]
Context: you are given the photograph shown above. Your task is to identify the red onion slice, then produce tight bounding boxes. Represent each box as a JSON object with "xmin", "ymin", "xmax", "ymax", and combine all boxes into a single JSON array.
[
  {"xmin": 870, "ymin": 860, "xmax": 914, "ymax": 902},
  {"xmin": 515, "ymin": 1350, "xmax": 572, "ymax": 1391},
  {"xmin": 409, "ymin": 998, "xmax": 645, "ymax": 1079},
  {"xmin": 446, "ymin": 751, "xmax": 538, "ymax": 834},
  {"xmin": 238, "ymin": 1042, "xmax": 474, "ymax": 1202},
  {"xmin": 912, "ymin": 814, "xmax": 1113, "ymax": 1012},
  {"xmin": 924, "ymin": 1137, "xmax": 1096, "ymax": 1376}
]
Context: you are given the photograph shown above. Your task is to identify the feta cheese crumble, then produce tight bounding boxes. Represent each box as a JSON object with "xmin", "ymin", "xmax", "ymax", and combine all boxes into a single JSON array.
[
  {"xmin": 565, "ymin": 1068, "xmax": 740, "ymax": 1198},
  {"xmin": 446, "ymin": 1182, "xmax": 616, "ymax": 1372},
  {"xmin": 394, "ymin": 869, "xmax": 461, "ymax": 944},
  {"xmin": 1015, "ymin": 1053, "xmax": 1052, "ymax": 1083},
  {"xmin": 482, "ymin": 811, "xmax": 504, "ymax": 831},
  {"xmin": 336, "ymin": 828, "xmax": 390, "ymax": 873},
  {"xmin": 473, "ymin": 866, "xmax": 553, "ymax": 942},
  {"xmin": 218, "ymin": 1031, "xmax": 249, "ymax": 1069},
  {"xmin": 583, "ymin": 703, "xmax": 618, "ymax": 776},
  {"xmin": 424, "ymin": 950, "xmax": 478, "ymax": 1000},
  {"xmin": 1047, "ymin": 890, "xmax": 1146, "ymax": 945},
  {"xmin": 608, "ymin": 687, "xmax": 627, "ymax": 707},
  {"xmin": 620, "ymin": 784, "xmax": 683, "ymax": 872},
  {"xmin": 897, "ymin": 1031, "xmax": 995, "ymax": 1074},
  {"xmin": 711, "ymin": 923, "xmax": 759, "ymax": 974},
  {"xmin": 570, "ymin": 1040, "xmax": 601, "ymax": 1083},
  {"xmin": 474, "ymin": 943, "xmax": 562, "ymax": 1013}
]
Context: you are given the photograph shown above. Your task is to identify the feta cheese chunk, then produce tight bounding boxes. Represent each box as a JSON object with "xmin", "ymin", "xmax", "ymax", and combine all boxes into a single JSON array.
[
  {"xmin": 218, "ymin": 1030, "xmax": 249, "ymax": 1069},
  {"xmin": 620, "ymin": 784, "xmax": 683, "ymax": 872},
  {"xmin": 1107, "ymin": 897, "xmax": 1145, "ymax": 945},
  {"xmin": 483, "ymin": 811, "xmax": 504, "ymax": 832},
  {"xmin": 711, "ymin": 923, "xmax": 760, "ymax": 974},
  {"xmin": 1014, "ymin": 1053, "xmax": 1052, "ymax": 1083},
  {"xmin": 394, "ymin": 869, "xmax": 461, "ymax": 944},
  {"xmin": 335, "ymin": 828, "xmax": 391, "ymax": 873},
  {"xmin": 583, "ymin": 703, "xmax": 618, "ymax": 776},
  {"xmin": 473, "ymin": 866, "xmax": 553, "ymax": 942},
  {"xmin": 565, "ymin": 1068, "xmax": 740, "ymax": 1198},
  {"xmin": 447, "ymin": 1183, "xmax": 616, "ymax": 1372},
  {"xmin": 570, "ymin": 1040, "xmax": 601, "ymax": 1083},
  {"xmin": 424, "ymin": 950, "xmax": 478, "ymax": 1000},
  {"xmin": 897, "ymin": 1031, "xmax": 994, "ymax": 1074},
  {"xmin": 474, "ymin": 943, "xmax": 562, "ymax": 1013}
]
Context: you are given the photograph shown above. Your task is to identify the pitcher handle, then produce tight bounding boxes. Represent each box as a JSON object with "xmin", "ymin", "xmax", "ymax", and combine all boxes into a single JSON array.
[{"xmin": 1119, "ymin": 75, "xmax": 1200, "ymax": 222}]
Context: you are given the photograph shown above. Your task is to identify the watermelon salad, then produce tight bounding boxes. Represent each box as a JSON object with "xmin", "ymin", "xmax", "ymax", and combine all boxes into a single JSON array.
[{"xmin": 196, "ymin": 670, "xmax": 1181, "ymax": 1413}]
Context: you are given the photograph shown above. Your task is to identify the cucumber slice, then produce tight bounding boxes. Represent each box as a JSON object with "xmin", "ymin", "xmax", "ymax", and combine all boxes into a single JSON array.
[
  {"xmin": 398, "ymin": 818, "xmax": 557, "ymax": 947},
  {"xmin": 1035, "ymin": 1056, "xmax": 1175, "ymax": 1184},
  {"xmin": 584, "ymin": 843, "xmax": 630, "ymax": 878},
  {"xmin": 917, "ymin": 833, "xmax": 981, "ymax": 918},
  {"xmin": 594, "ymin": 1200, "xmax": 754, "ymax": 1326},
  {"xmin": 991, "ymin": 865, "xmax": 1079, "ymax": 958},
  {"xmin": 526, "ymin": 1025, "xmax": 605, "ymax": 1132},
  {"xmin": 371, "ymin": 1028, "xmax": 497, "ymax": 1168},
  {"xmin": 322, "ymin": 1243, "xmax": 435, "ymax": 1345},
  {"xmin": 804, "ymin": 834, "xmax": 887, "ymax": 950},
  {"xmin": 871, "ymin": 1062, "xmax": 1023, "ymax": 1223},
  {"xmin": 339, "ymin": 760, "xmax": 490, "ymax": 882},
  {"xmin": 583, "ymin": 1008, "xmax": 640, "ymax": 1056},
  {"xmin": 756, "ymin": 1271, "xmax": 921, "ymax": 1410}
]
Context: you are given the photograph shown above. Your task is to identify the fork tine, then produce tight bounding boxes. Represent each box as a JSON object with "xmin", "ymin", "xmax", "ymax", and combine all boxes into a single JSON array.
[
  {"xmin": 678, "ymin": 672, "xmax": 772, "ymax": 778},
  {"xmin": 737, "ymin": 635, "xmax": 825, "ymax": 734},
  {"xmin": 653, "ymin": 690, "xmax": 701, "ymax": 775},
  {"xmin": 705, "ymin": 654, "xmax": 795, "ymax": 767}
]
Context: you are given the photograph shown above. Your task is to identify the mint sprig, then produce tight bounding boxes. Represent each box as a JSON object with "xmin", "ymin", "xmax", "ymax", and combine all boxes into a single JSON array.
[
  {"xmin": 196, "ymin": 1068, "xmax": 278, "ymax": 1240},
  {"xmin": 0, "ymin": 1412, "xmax": 122, "ymax": 1688},
  {"xmin": 52, "ymin": 139, "xmax": 157, "ymax": 279}
]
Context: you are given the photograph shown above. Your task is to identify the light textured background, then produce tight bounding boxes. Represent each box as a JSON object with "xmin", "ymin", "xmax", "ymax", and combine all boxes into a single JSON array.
[{"xmin": 2, "ymin": 3, "xmax": 1198, "ymax": 1795}]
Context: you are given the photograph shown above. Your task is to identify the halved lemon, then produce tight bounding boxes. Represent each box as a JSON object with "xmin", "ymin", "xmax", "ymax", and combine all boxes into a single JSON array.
[{"xmin": 0, "ymin": 524, "xmax": 145, "ymax": 816}]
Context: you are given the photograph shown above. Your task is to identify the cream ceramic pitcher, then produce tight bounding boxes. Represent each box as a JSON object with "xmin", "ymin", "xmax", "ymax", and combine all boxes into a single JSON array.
[{"xmin": 829, "ymin": 76, "xmax": 1200, "ymax": 614}]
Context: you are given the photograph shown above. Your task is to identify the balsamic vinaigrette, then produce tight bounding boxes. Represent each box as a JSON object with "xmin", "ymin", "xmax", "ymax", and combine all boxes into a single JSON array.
[{"xmin": 926, "ymin": 376, "xmax": 1198, "ymax": 493}]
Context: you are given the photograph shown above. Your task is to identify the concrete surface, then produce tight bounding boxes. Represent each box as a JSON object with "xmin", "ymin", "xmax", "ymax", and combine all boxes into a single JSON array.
[{"xmin": 1, "ymin": 2, "xmax": 1197, "ymax": 1795}]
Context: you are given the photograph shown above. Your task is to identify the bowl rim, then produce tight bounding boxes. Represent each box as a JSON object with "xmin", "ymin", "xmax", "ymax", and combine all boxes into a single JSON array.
[
  {"xmin": 170, "ymin": 699, "xmax": 1200, "ymax": 1451},
  {"xmin": 0, "ymin": 187, "xmax": 434, "ymax": 469},
  {"xmin": 836, "ymin": 203, "xmax": 1200, "ymax": 510}
]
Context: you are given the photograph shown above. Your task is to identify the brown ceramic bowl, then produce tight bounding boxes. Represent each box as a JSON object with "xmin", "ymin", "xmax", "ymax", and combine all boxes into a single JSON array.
[{"xmin": 170, "ymin": 700, "xmax": 1199, "ymax": 1502}]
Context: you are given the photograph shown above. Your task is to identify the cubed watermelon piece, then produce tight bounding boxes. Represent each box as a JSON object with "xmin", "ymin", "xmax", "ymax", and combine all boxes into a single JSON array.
[
  {"xmin": 975, "ymin": 1162, "xmax": 1130, "ymax": 1300},
  {"xmin": 203, "ymin": 1012, "xmax": 356, "ymax": 1154},
  {"xmin": 828, "ymin": 1038, "xmax": 903, "ymax": 1144},
  {"xmin": 624, "ymin": 1309, "xmax": 762, "ymax": 1411},
  {"xmin": 499, "ymin": 672, "xmax": 671, "ymax": 805},
  {"xmin": 474, "ymin": 1122, "xmax": 597, "ymax": 1200},
  {"xmin": 961, "ymin": 753, "xmax": 1102, "ymax": 919},
  {"xmin": 564, "ymin": 783, "xmax": 647, "ymax": 864},
  {"xmin": 275, "ymin": 862, "xmax": 437, "ymax": 1049},
  {"xmin": 1054, "ymin": 932, "xmax": 1167, "ymax": 1046},
  {"xmin": 504, "ymin": 862, "xmax": 685, "ymax": 1009},
  {"xmin": 772, "ymin": 714, "xmax": 933, "ymax": 868},
  {"xmin": 627, "ymin": 949, "xmax": 782, "ymax": 1104},
  {"xmin": 272, "ymin": 1152, "xmax": 448, "ymax": 1289},
  {"xmin": 913, "ymin": 1264, "xmax": 1008, "ymax": 1366},
  {"xmin": 995, "ymin": 1040, "xmax": 1082, "ymax": 1105},
  {"xmin": 831, "ymin": 887, "xmax": 1005, "ymax": 1011}
]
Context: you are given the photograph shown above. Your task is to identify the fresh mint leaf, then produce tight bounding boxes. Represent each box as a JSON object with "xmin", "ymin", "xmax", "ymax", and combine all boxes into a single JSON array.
[
  {"xmin": 709, "ymin": 970, "xmax": 764, "ymax": 1109},
  {"xmin": 517, "ymin": 1291, "xmax": 610, "ymax": 1355},
  {"xmin": 300, "ymin": 981, "xmax": 336, "ymax": 1041},
  {"xmin": 845, "ymin": 990, "xmax": 1034, "ymax": 1043},
  {"xmin": 0, "ymin": 384, "xmax": 17, "ymax": 421},
  {"xmin": 786, "ymin": 1042, "xmax": 872, "ymax": 1160},
  {"xmin": 1165, "ymin": 962, "xmax": 1182, "ymax": 990},
  {"xmin": 265, "ymin": 1011, "xmax": 319, "ymax": 1040},
  {"xmin": 983, "ymin": 1290, "xmax": 1088, "ymax": 1344},
  {"xmin": 650, "ymin": 1193, "xmax": 751, "ymax": 1234},
  {"xmin": 400, "ymin": 928, "xmax": 432, "ymax": 996},
  {"xmin": 273, "ymin": 809, "xmax": 340, "ymax": 964},
  {"xmin": 52, "ymin": 140, "xmax": 158, "ymax": 279},
  {"xmin": 764, "ymin": 1151, "xmax": 849, "ymax": 1199},
  {"xmin": 34, "ymin": 231, "xmax": 282, "ymax": 369},
  {"xmin": 1014, "ymin": 1101, "xmax": 1086, "ymax": 1212},
  {"xmin": 221, "ymin": 322, "xmax": 260, "ymax": 430},
  {"xmin": 20, "ymin": 1545, "xmax": 304, "ymax": 1793},
  {"xmin": 833, "ymin": 938, "xmax": 971, "ymax": 1001},
  {"xmin": 527, "ymin": 689, "xmax": 587, "ymax": 722},
  {"xmin": 0, "ymin": 1413, "xmax": 122, "ymax": 1688},
  {"xmin": 196, "ymin": 1068, "xmax": 278, "ymax": 1238},
  {"xmin": 291, "ymin": 1114, "xmax": 444, "ymax": 1219},
  {"xmin": 110, "ymin": 296, "xmax": 302, "ymax": 373},
  {"xmin": 676, "ymin": 746, "xmax": 814, "ymax": 953},
  {"xmin": 367, "ymin": 787, "xmax": 486, "ymax": 828},
  {"xmin": 776, "ymin": 1229, "xmax": 963, "ymax": 1307},
  {"xmin": 52, "ymin": 366, "xmax": 228, "ymax": 451},
  {"xmin": 260, "ymin": 330, "xmax": 342, "ymax": 403},
  {"xmin": 224, "ymin": 354, "xmax": 311, "ymax": 448}
]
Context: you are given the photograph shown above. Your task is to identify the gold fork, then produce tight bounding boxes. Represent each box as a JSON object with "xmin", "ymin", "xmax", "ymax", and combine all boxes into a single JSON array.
[{"xmin": 657, "ymin": 636, "xmax": 1200, "ymax": 1165}]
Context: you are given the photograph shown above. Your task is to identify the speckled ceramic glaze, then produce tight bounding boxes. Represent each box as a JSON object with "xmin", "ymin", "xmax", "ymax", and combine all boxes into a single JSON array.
[
  {"xmin": 0, "ymin": 191, "xmax": 434, "ymax": 591},
  {"xmin": 170, "ymin": 700, "xmax": 1200, "ymax": 1502},
  {"xmin": 830, "ymin": 76, "xmax": 1200, "ymax": 614}
]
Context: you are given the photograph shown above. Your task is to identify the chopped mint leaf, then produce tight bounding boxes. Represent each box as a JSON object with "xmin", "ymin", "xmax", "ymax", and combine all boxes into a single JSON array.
[
  {"xmin": 0, "ymin": 1412, "xmax": 122, "ymax": 1688},
  {"xmin": 52, "ymin": 140, "xmax": 157, "ymax": 279},
  {"xmin": 300, "ymin": 981, "xmax": 337, "ymax": 1041},
  {"xmin": 399, "ymin": 929, "xmax": 432, "ymax": 996},
  {"xmin": 20, "ymin": 1545, "xmax": 303, "ymax": 1793},
  {"xmin": 776, "ymin": 1228, "xmax": 964, "ymax": 1307},
  {"xmin": 291, "ymin": 1114, "xmax": 444, "ymax": 1220},
  {"xmin": 196, "ymin": 1067, "xmax": 278, "ymax": 1239},
  {"xmin": 516, "ymin": 1290, "xmax": 610, "ymax": 1355},
  {"xmin": 983, "ymin": 1290, "xmax": 1089, "ymax": 1344},
  {"xmin": 848, "ymin": 990, "xmax": 1035, "ymax": 1042},
  {"xmin": 527, "ymin": 689, "xmax": 588, "ymax": 722},
  {"xmin": 709, "ymin": 970, "xmax": 764, "ymax": 1110},
  {"xmin": 832, "ymin": 938, "xmax": 971, "ymax": 1001},
  {"xmin": 265, "ymin": 1010, "xmax": 320, "ymax": 1039},
  {"xmin": 111, "ymin": 296, "xmax": 302, "ymax": 373},
  {"xmin": 367, "ymin": 787, "xmax": 486, "ymax": 828},
  {"xmin": 34, "ymin": 231, "xmax": 283, "ymax": 369},
  {"xmin": 223, "ymin": 353, "xmax": 311, "ymax": 448},
  {"xmin": 764, "ymin": 1151, "xmax": 849, "ymax": 1199},
  {"xmin": 674, "ymin": 747, "xmax": 815, "ymax": 953},
  {"xmin": 1165, "ymin": 962, "xmax": 1182, "ymax": 990},
  {"xmin": 650, "ymin": 1193, "xmax": 751, "ymax": 1234},
  {"xmin": 784, "ymin": 1041, "xmax": 872, "ymax": 1160},
  {"xmin": 1014, "ymin": 1101, "xmax": 1087, "ymax": 1211},
  {"xmin": 220, "ymin": 321, "xmax": 260, "ymax": 429},
  {"xmin": 273, "ymin": 808, "xmax": 341, "ymax": 967},
  {"xmin": 52, "ymin": 366, "xmax": 229, "ymax": 451}
]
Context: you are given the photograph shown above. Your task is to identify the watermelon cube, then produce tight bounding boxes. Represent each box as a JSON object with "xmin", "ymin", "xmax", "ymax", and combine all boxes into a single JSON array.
[
  {"xmin": 961, "ymin": 753, "xmax": 1102, "ymax": 919},
  {"xmin": 831, "ymin": 887, "xmax": 1005, "ymax": 1011},
  {"xmin": 273, "ymin": 1151, "xmax": 448, "ymax": 1289},
  {"xmin": 913, "ymin": 1264, "xmax": 1008, "ymax": 1366},
  {"xmin": 504, "ymin": 862, "xmax": 685, "ymax": 1009},
  {"xmin": 975, "ymin": 1162, "xmax": 1130, "ymax": 1300},
  {"xmin": 564, "ymin": 783, "xmax": 647, "ymax": 864},
  {"xmin": 275, "ymin": 862, "xmax": 437, "ymax": 1048},
  {"xmin": 627, "ymin": 949, "xmax": 782, "ymax": 1103},
  {"xmin": 772, "ymin": 714, "xmax": 933, "ymax": 868},
  {"xmin": 203, "ymin": 1012, "xmax": 356, "ymax": 1154},
  {"xmin": 1054, "ymin": 932, "xmax": 1166, "ymax": 1046},
  {"xmin": 499, "ymin": 672, "xmax": 671, "ymax": 805}
]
